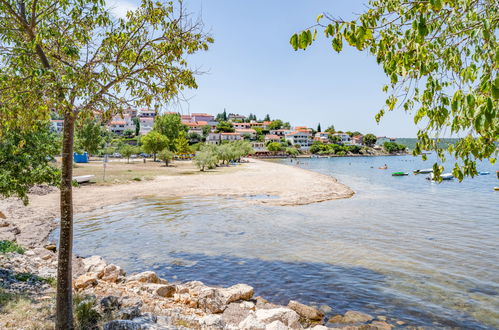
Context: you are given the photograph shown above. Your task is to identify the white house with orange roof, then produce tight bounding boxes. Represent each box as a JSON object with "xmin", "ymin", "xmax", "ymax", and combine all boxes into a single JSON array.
[
  {"xmin": 285, "ymin": 131, "xmax": 312, "ymax": 149},
  {"xmin": 235, "ymin": 128, "xmax": 257, "ymax": 139},
  {"xmin": 139, "ymin": 117, "xmax": 154, "ymax": 135},
  {"xmin": 221, "ymin": 132, "xmax": 242, "ymax": 141},
  {"xmin": 192, "ymin": 113, "xmax": 215, "ymax": 122},
  {"xmin": 270, "ymin": 129, "xmax": 292, "ymax": 137},
  {"xmin": 233, "ymin": 122, "xmax": 251, "ymax": 130},
  {"xmin": 264, "ymin": 134, "xmax": 281, "ymax": 143},
  {"xmin": 315, "ymin": 132, "xmax": 331, "ymax": 142}
]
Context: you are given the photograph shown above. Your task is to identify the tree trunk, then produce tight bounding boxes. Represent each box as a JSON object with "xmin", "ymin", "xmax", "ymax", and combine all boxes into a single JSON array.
[{"xmin": 56, "ymin": 113, "xmax": 75, "ymax": 330}]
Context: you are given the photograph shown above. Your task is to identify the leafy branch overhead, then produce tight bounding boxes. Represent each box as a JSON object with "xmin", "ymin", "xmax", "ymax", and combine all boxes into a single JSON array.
[{"xmin": 291, "ymin": 0, "xmax": 498, "ymax": 180}]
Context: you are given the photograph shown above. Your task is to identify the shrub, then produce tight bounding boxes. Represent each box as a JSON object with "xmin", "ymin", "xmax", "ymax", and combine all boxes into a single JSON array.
[
  {"xmin": 74, "ymin": 294, "xmax": 101, "ymax": 330},
  {"xmin": 0, "ymin": 240, "xmax": 24, "ymax": 254}
]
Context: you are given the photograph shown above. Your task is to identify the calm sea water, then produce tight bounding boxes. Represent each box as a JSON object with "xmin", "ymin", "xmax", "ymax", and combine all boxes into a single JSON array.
[{"xmin": 57, "ymin": 155, "xmax": 499, "ymax": 328}]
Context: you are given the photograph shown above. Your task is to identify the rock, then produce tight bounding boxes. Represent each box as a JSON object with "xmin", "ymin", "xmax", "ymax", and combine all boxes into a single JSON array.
[
  {"xmin": 328, "ymin": 315, "xmax": 344, "ymax": 324},
  {"xmin": 74, "ymin": 273, "xmax": 98, "ymax": 290},
  {"xmin": 255, "ymin": 296, "xmax": 280, "ymax": 310},
  {"xmin": 142, "ymin": 283, "xmax": 176, "ymax": 298},
  {"xmin": 319, "ymin": 305, "xmax": 333, "ymax": 314},
  {"xmin": 126, "ymin": 271, "xmax": 162, "ymax": 284},
  {"xmin": 103, "ymin": 320, "xmax": 149, "ymax": 330},
  {"xmin": 239, "ymin": 313, "xmax": 266, "ymax": 330},
  {"xmin": 342, "ymin": 311, "xmax": 374, "ymax": 324},
  {"xmin": 44, "ymin": 244, "xmax": 57, "ymax": 252},
  {"xmin": 101, "ymin": 264, "xmax": 126, "ymax": 283},
  {"xmin": 200, "ymin": 314, "xmax": 225, "ymax": 328},
  {"xmin": 266, "ymin": 320, "xmax": 289, "ymax": 330},
  {"xmin": 223, "ymin": 283, "xmax": 254, "ymax": 302},
  {"xmin": 198, "ymin": 284, "xmax": 254, "ymax": 313},
  {"xmin": 255, "ymin": 308, "xmax": 302, "ymax": 328},
  {"xmin": 120, "ymin": 297, "xmax": 143, "ymax": 309},
  {"xmin": 288, "ymin": 300, "xmax": 324, "ymax": 321},
  {"xmin": 0, "ymin": 211, "xmax": 6, "ymax": 219},
  {"xmin": 0, "ymin": 220, "xmax": 9, "ymax": 227},
  {"xmin": 368, "ymin": 321, "xmax": 393, "ymax": 329},
  {"xmin": 83, "ymin": 255, "xmax": 107, "ymax": 274},
  {"xmin": 100, "ymin": 296, "xmax": 121, "ymax": 313},
  {"xmin": 222, "ymin": 302, "xmax": 254, "ymax": 326},
  {"xmin": 310, "ymin": 326, "xmax": 329, "ymax": 330},
  {"xmin": 395, "ymin": 320, "xmax": 405, "ymax": 325},
  {"xmin": 377, "ymin": 316, "xmax": 387, "ymax": 321},
  {"xmin": 118, "ymin": 306, "xmax": 141, "ymax": 320}
]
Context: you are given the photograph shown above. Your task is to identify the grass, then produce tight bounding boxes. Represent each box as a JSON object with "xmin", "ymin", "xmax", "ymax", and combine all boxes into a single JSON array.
[
  {"xmin": 69, "ymin": 158, "xmax": 245, "ymax": 185},
  {"xmin": 0, "ymin": 241, "xmax": 24, "ymax": 254},
  {"xmin": 14, "ymin": 273, "xmax": 56, "ymax": 287},
  {"xmin": 0, "ymin": 289, "xmax": 54, "ymax": 329}
]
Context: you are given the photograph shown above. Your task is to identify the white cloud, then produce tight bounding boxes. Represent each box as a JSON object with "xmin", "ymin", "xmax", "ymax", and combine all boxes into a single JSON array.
[{"xmin": 107, "ymin": 0, "xmax": 138, "ymax": 19}]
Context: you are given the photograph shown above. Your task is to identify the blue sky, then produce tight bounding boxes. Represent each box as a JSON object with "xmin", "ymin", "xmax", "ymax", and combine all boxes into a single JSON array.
[{"xmin": 108, "ymin": 0, "xmax": 420, "ymax": 137}]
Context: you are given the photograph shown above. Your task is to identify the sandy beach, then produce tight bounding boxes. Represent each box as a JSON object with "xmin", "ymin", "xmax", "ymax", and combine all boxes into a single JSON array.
[{"xmin": 0, "ymin": 159, "xmax": 353, "ymax": 248}]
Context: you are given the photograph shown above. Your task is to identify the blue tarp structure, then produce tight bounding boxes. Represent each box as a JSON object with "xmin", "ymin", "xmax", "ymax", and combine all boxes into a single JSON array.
[{"xmin": 73, "ymin": 152, "xmax": 88, "ymax": 163}]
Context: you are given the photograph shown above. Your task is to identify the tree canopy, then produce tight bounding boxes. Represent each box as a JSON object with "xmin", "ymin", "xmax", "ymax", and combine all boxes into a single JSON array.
[
  {"xmin": 291, "ymin": 0, "xmax": 498, "ymax": 179},
  {"xmin": 153, "ymin": 113, "xmax": 187, "ymax": 152},
  {"xmin": 75, "ymin": 119, "xmax": 103, "ymax": 155},
  {"xmin": 142, "ymin": 131, "xmax": 168, "ymax": 161}
]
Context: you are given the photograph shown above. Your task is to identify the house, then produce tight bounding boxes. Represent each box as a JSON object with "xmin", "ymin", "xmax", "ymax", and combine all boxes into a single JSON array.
[
  {"xmin": 221, "ymin": 132, "xmax": 242, "ymax": 141},
  {"xmin": 138, "ymin": 108, "xmax": 156, "ymax": 118},
  {"xmin": 235, "ymin": 128, "xmax": 257, "ymax": 139},
  {"xmin": 314, "ymin": 132, "xmax": 330, "ymax": 142},
  {"xmin": 50, "ymin": 120, "xmax": 64, "ymax": 133},
  {"xmin": 332, "ymin": 133, "xmax": 351, "ymax": 144},
  {"xmin": 270, "ymin": 129, "xmax": 292, "ymax": 137},
  {"xmin": 351, "ymin": 135, "xmax": 364, "ymax": 145},
  {"xmin": 233, "ymin": 122, "xmax": 252, "ymax": 130},
  {"xmin": 251, "ymin": 142, "xmax": 266, "ymax": 151},
  {"xmin": 139, "ymin": 117, "xmax": 154, "ymax": 135},
  {"xmin": 109, "ymin": 114, "xmax": 134, "ymax": 135},
  {"xmin": 192, "ymin": 113, "xmax": 215, "ymax": 122},
  {"xmin": 285, "ymin": 131, "xmax": 311, "ymax": 149},
  {"xmin": 228, "ymin": 113, "xmax": 246, "ymax": 122},
  {"xmin": 206, "ymin": 133, "xmax": 221, "ymax": 145},
  {"xmin": 264, "ymin": 134, "xmax": 281, "ymax": 143},
  {"xmin": 295, "ymin": 126, "xmax": 312, "ymax": 133}
]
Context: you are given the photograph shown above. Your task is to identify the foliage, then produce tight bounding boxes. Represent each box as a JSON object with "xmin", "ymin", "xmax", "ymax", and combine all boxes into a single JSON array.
[
  {"xmin": 216, "ymin": 109, "xmax": 228, "ymax": 122},
  {"xmin": 123, "ymin": 128, "xmax": 135, "ymax": 138},
  {"xmin": 317, "ymin": 123, "xmax": 322, "ymax": 132},
  {"xmin": 132, "ymin": 117, "xmax": 141, "ymax": 136},
  {"xmin": 267, "ymin": 142, "xmax": 283, "ymax": 152},
  {"xmin": 75, "ymin": 119, "xmax": 103, "ymax": 155},
  {"xmin": 194, "ymin": 145, "xmax": 219, "ymax": 171},
  {"xmin": 201, "ymin": 125, "xmax": 212, "ymax": 137},
  {"xmin": 268, "ymin": 120, "xmax": 284, "ymax": 130},
  {"xmin": 264, "ymin": 114, "xmax": 271, "ymax": 121},
  {"xmin": 310, "ymin": 141, "xmax": 364, "ymax": 155},
  {"xmin": 363, "ymin": 133, "xmax": 377, "ymax": 147},
  {"xmin": 158, "ymin": 149, "xmax": 174, "ymax": 166},
  {"xmin": 329, "ymin": 135, "xmax": 341, "ymax": 144},
  {"xmin": 153, "ymin": 113, "xmax": 186, "ymax": 152},
  {"xmin": 175, "ymin": 131, "xmax": 191, "ymax": 154},
  {"xmin": 216, "ymin": 121, "xmax": 235, "ymax": 133},
  {"xmin": 142, "ymin": 131, "xmax": 168, "ymax": 161},
  {"xmin": 0, "ymin": 240, "xmax": 25, "ymax": 254},
  {"xmin": 325, "ymin": 125, "xmax": 335, "ymax": 133},
  {"xmin": 120, "ymin": 144, "xmax": 137, "ymax": 163},
  {"xmin": 188, "ymin": 132, "xmax": 202, "ymax": 142},
  {"xmin": 384, "ymin": 142, "xmax": 407, "ymax": 153},
  {"xmin": 292, "ymin": 0, "xmax": 498, "ymax": 179},
  {"xmin": 0, "ymin": 125, "xmax": 60, "ymax": 205},
  {"xmin": 73, "ymin": 295, "xmax": 100, "ymax": 330},
  {"xmin": 286, "ymin": 147, "xmax": 299, "ymax": 156}
]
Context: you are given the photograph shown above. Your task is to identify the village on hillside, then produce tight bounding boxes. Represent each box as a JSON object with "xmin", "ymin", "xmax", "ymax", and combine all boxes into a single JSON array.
[{"xmin": 50, "ymin": 108, "xmax": 406, "ymax": 158}]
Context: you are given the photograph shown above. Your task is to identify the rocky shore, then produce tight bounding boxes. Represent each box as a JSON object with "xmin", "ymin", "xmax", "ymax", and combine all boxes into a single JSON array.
[{"xmin": 0, "ymin": 161, "xmax": 407, "ymax": 329}]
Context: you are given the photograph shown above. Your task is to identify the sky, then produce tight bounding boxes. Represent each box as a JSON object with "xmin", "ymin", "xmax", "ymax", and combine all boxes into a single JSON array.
[{"xmin": 107, "ymin": 0, "xmax": 421, "ymax": 137}]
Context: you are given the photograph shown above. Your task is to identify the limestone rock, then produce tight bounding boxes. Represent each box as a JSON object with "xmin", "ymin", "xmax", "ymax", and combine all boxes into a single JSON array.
[
  {"xmin": 200, "ymin": 314, "xmax": 225, "ymax": 328},
  {"xmin": 0, "ymin": 211, "xmax": 6, "ymax": 219},
  {"xmin": 266, "ymin": 320, "xmax": 289, "ymax": 330},
  {"xmin": 223, "ymin": 283, "xmax": 254, "ymax": 302},
  {"xmin": 101, "ymin": 264, "xmax": 126, "ymax": 283},
  {"xmin": 74, "ymin": 273, "xmax": 98, "ymax": 290},
  {"xmin": 254, "ymin": 308, "xmax": 302, "ymax": 328},
  {"xmin": 255, "ymin": 296, "xmax": 280, "ymax": 310},
  {"xmin": 288, "ymin": 300, "xmax": 324, "ymax": 321},
  {"xmin": 310, "ymin": 326, "xmax": 329, "ymax": 330},
  {"xmin": 126, "ymin": 271, "xmax": 162, "ymax": 284},
  {"xmin": 118, "ymin": 306, "xmax": 141, "ymax": 320},
  {"xmin": 44, "ymin": 244, "xmax": 57, "ymax": 252},
  {"xmin": 368, "ymin": 321, "xmax": 393, "ymax": 329},
  {"xmin": 342, "ymin": 311, "xmax": 374, "ymax": 324},
  {"xmin": 239, "ymin": 313, "xmax": 266, "ymax": 330},
  {"xmin": 142, "ymin": 283, "xmax": 176, "ymax": 298},
  {"xmin": 222, "ymin": 302, "xmax": 254, "ymax": 326},
  {"xmin": 327, "ymin": 315, "xmax": 344, "ymax": 324},
  {"xmin": 100, "ymin": 296, "xmax": 121, "ymax": 313},
  {"xmin": 83, "ymin": 255, "xmax": 107, "ymax": 274}
]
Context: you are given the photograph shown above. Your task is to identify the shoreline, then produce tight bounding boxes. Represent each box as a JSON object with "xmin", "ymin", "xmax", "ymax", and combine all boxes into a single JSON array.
[{"xmin": 0, "ymin": 159, "xmax": 404, "ymax": 329}]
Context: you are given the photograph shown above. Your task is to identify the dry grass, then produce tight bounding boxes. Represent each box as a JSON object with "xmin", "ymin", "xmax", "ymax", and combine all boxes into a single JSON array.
[
  {"xmin": 0, "ymin": 292, "xmax": 54, "ymax": 329},
  {"xmin": 71, "ymin": 158, "xmax": 223, "ymax": 185}
]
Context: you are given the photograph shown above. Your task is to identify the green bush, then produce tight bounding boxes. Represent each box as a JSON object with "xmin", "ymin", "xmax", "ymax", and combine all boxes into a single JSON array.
[
  {"xmin": 384, "ymin": 142, "xmax": 407, "ymax": 153},
  {"xmin": 0, "ymin": 240, "xmax": 24, "ymax": 254},
  {"xmin": 73, "ymin": 294, "xmax": 101, "ymax": 330}
]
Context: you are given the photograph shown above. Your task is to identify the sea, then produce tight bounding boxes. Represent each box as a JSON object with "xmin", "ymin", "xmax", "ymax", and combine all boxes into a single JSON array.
[{"xmin": 54, "ymin": 154, "xmax": 499, "ymax": 328}]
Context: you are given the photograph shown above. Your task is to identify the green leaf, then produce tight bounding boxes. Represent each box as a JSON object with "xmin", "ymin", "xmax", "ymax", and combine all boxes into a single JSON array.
[
  {"xmin": 316, "ymin": 14, "xmax": 324, "ymax": 23},
  {"xmin": 290, "ymin": 34, "xmax": 299, "ymax": 51}
]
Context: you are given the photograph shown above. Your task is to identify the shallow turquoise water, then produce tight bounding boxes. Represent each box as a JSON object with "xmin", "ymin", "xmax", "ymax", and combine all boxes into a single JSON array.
[{"xmin": 56, "ymin": 155, "xmax": 499, "ymax": 328}]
